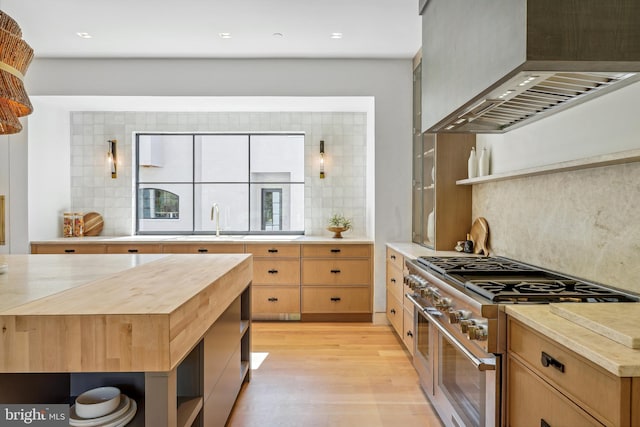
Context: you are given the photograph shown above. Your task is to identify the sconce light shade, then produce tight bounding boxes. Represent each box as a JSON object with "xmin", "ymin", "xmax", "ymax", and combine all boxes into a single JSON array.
[
  {"xmin": 108, "ymin": 139, "xmax": 117, "ymax": 178},
  {"xmin": 320, "ymin": 140, "xmax": 325, "ymax": 179},
  {"xmin": 0, "ymin": 11, "xmax": 34, "ymax": 135}
]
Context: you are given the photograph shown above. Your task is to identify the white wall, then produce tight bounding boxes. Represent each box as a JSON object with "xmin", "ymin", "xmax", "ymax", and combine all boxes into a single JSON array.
[{"xmin": 23, "ymin": 58, "xmax": 414, "ymax": 314}]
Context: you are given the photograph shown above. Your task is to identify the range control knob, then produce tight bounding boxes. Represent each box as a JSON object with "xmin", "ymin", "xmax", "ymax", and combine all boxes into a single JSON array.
[
  {"xmin": 460, "ymin": 319, "xmax": 476, "ymax": 333},
  {"xmin": 448, "ymin": 309, "xmax": 471, "ymax": 324},
  {"xmin": 435, "ymin": 297, "xmax": 452, "ymax": 310},
  {"xmin": 467, "ymin": 322, "xmax": 488, "ymax": 341}
]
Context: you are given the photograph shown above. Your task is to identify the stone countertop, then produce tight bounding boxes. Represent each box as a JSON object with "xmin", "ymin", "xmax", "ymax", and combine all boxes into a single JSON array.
[
  {"xmin": 0, "ymin": 253, "xmax": 252, "ymax": 373},
  {"xmin": 31, "ymin": 235, "xmax": 374, "ymax": 245},
  {"xmin": 505, "ymin": 304, "xmax": 640, "ymax": 377},
  {"xmin": 386, "ymin": 242, "xmax": 467, "ymax": 259}
]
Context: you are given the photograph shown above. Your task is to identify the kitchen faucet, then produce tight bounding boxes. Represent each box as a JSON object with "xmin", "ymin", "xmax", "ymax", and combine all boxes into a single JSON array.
[{"xmin": 211, "ymin": 203, "xmax": 220, "ymax": 237}]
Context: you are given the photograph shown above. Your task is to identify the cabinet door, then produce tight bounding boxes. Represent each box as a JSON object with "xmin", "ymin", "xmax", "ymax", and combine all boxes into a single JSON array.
[
  {"xmin": 106, "ymin": 244, "xmax": 162, "ymax": 254},
  {"xmin": 301, "ymin": 287, "xmax": 371, "ymax": 313},
  {"xmin": 508, "ymin": 356, "xmax": 604, "ymax": 427},
  {"xmin": 253, "ymin": 259, "xmax": 300, "ymax": 285},
  {"xmin": 386, "ymin": 262, "xmax": 404, "ymax": 302},
  {"xmin": 31, "ymin": 244, "xmax": 106, "ymax": 254},
  {"xmin": 162, "ymin": 243, "xmax": 244, "ymax": 254},
  {"xmin": 386, "ymin": 288, "xmax": 403, "ymax": 336},
  {"xmin": 301, "ymin": 244, "xmax": 371, "ymax": 258},
  {"xmin": 252, "ymin": 287, "xmax": 300, "ymax": 314},
  {"xmin": 245, "ymin": 244, "xmax": 300, "ymax": 258},
  {"xmin": 301, "ymin": 259, "xmax": 370, "ymax": 285}
]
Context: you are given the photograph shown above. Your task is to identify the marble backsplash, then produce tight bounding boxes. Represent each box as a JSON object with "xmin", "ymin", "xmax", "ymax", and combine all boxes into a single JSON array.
[{"xmin": 473, "ymin": 161, "xmax": 640, "ymax": 294}]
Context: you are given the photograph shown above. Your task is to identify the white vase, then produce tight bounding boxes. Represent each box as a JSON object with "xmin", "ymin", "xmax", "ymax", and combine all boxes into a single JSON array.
[
  {"xmin": 467, "ymin": 147, "xmax": 477, "ymax": 179},
  {"xmin": 426, "ymin": 210, "xmax": 435, "ymax": 243},
  {"xmin": 478, "ymin": 148, "xmax": 490, "ymax": 176}
]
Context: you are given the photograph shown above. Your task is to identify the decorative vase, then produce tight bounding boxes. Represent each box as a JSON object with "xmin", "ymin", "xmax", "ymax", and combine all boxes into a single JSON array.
[
  {"xmin": 478, "ymin": 148, "xmax": 490, "ymax": 176},
  {"xmin": 327, "ymin": 226, "xmax": 349, "ymax": 238},
  {"xmin": 426, "ymin": 211, "xmax": 435, "ymax": 243},
  {"xmin": 467, "ymin": 147, "xmax": 477, "ymax": 179}
]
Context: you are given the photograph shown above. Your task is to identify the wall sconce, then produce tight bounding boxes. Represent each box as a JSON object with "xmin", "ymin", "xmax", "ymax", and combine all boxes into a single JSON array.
[
  {"xmin": 107, "ymin": 139, "xmax": 117, "ymax": 178},
  {"xmin": 320, "ymin": 140, "xmax": 325, "ymax": 179}
]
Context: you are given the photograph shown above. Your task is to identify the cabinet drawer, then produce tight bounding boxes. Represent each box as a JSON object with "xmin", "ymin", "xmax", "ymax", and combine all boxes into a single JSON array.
[
  {"xmin": 253, "ymin": 259, "xmax": 300, "ymax": 285},
  {"xmin": 386, "ymin": 247, "xmax": 404, "ymax": 271},
  {"xmin": 245, "ymin": 244, "xmax": 300, "ymax": 258},
  {"xmin": 106, "ymin": 244, "xmax": 162, "ymax": 254},
  {"xmin": 302, "ymin": 244, "xmax": 371, "ymax": 258},
  {"xmin": 301, "ymin": 287, "xmax": 371, "ymax": 313},
  {"xmin": 162, "ymin": 243, "xmax": 244, "ymax": 254},
  {"xmin": 386, "ymin": 289, "xmax": 403, "ymax": 336},
  {"xmin": 386, "ymin": 262, "xmax": 403, "ymax": 302},
  {"xmin": 403, "ymin": 307, "xmax": 415, "ymax": 355},
  {"xmin": 252, "ymin": 287, "xmax": 300, "ymax": 314},
  {"xmin": 31, "ymin": 244, "xmax": 106, "ymax": 254},
  {"xmin": 509, "ymin": 318, "xmax": 628, "ymax": 426},
  {"xmin": 301, "ymin": 259, "xmax": 370, "ymax": 285},
  {"xmin": 508, "ymin": 356, "xmax": 603, "ymax": 427}
]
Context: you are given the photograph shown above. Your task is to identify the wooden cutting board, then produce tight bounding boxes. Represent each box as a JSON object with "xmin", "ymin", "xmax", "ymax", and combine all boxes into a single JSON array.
[
  {"xmin": 83, "ymin": 212, "xmax": 104, "ymax": 236},
  {"xmin": 550, "ymin": 303, "xmax": 640, "ymax": 349},
  {"xmin": 469, "ymin": 217, "xmax": 490, "ymax": 255}
]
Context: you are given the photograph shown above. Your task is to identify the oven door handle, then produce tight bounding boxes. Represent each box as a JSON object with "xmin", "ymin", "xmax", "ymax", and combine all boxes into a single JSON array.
[{"xmin": 406, "ymin": 293, "xmax": 496, "ymax": 372}]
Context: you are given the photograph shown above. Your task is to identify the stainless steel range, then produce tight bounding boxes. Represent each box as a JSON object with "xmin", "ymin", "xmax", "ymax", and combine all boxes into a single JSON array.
[{"xmin": 404, "ymin": 255, "xmax": 638, "ymax": 427}]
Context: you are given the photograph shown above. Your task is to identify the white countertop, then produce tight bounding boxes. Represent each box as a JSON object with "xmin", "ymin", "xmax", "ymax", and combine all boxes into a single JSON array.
[
  {"xmin": 31, "ymin": 235, "xmax": 374, "ymax": 244},
  {"xmin": 386, "ymin": 242, "xmax": 468, "ymax": 259}
]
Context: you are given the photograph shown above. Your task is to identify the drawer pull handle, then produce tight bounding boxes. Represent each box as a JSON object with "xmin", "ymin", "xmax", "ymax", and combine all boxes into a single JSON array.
[
  {"xmin": 64, "ymin": 249, "xmax": 76, "ymax": 253},
  {"xmin": 268, "ymin": 269, "xmax": 279, "ymax": 274},
  {"xmin": 390, "ymin": 308, "xmax": 396, "ymax": 315},
  {"xmin": 390, "ymin": 278, "xmax": 396, "ymax": 283},
  {"xmin": 407, "ymin": 331, "xmax": 413, "ymax": 338},
  {"xmin": 540, "ymin": 419, "xmax": 551, "ymax": 427},
  {"xmin": 330, "ymin": 269, "xmax": 341, "ymax": 274},
  {"xmin": 541, "ymin": 351, "xmax": 565, "ymax": 373},
  {"xmin": 330, "ymin": 297, "xmax": 341, "ymax": 302},
  {"xmin": 268, "ymin": 297, "xmax": 279, "ymax": 302},
  {"xmin": 268, "ymin": 248, "xmax": 278, "ymax": 253},
  {"xmin": 390, "ymin": 255, "xmax": 396, "ymax": 260},
  {"xmin": 127, "ymin": 249, "xmax": 139, "ymax": 253},
  {"xmin": 330, "ymin": 249, "xmax": 341, "ymax": 253},
  {"xmin": 198, "ymin": 248, "xmax": 208, "ymax": 253}
]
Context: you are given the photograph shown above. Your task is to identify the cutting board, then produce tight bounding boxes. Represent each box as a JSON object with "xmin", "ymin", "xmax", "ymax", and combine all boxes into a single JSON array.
[
  {"xmin": 469, "ymin": 217, "xmax": 489, "ymax": 255},
  {"xmin": 83, "ymin": 212, "xmax": 104, "ymax": 236},
  {"xmin": 550, "ymin": 303, "xmax": 640, "ymax": 349}
]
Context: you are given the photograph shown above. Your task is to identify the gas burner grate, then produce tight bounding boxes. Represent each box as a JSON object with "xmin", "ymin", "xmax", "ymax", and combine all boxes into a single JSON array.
[
  {"xmin": 416, "ymin": 255, "xmax": 538, "ymax": 276},
  {"xmin": 466, "ymin": 279, "xmax": 638, "ymax": 303}
]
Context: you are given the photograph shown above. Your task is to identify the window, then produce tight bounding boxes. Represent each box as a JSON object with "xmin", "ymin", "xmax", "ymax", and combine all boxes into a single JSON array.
[{"xmin": 135, "ymin": 133, "xmax": 304, "ymax": 234}]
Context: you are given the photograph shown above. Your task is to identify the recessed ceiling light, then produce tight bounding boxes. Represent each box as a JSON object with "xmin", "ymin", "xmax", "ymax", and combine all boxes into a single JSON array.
[
  {"xmin": 219, "ymin": 32, "xmax": 232, "ymax": 39},
  {"xmin": 76, "ymin": 32, "xmax": 92, "ymax": 39},
  {"xmin": 272, "ymin": 32, "xmax": 284, "ymax": 38},
  {"xmin": 330, "ymin": 32, "xmax": 343, "ymax": 39}
]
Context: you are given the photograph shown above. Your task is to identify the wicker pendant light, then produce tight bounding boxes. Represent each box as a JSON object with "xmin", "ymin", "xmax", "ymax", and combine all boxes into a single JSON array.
[{"xmin": 0, "ymin": 10, "xmax": 33, "ymax": 134}]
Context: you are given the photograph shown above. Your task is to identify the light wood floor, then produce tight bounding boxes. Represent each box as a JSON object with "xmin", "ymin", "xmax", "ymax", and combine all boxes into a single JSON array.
[{"xmin": 227, "ymin": 322, "xmax": 444, "ymax": 427}]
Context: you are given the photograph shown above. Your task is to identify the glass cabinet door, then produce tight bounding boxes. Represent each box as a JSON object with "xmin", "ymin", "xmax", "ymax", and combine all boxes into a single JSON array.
[
  {"xmin": 422, "ymin": 134, "xmax": 435, "ymax": 248},
  {"xmin": 412, "ymin": 135, "xmax": 423, "ymax": 244}
]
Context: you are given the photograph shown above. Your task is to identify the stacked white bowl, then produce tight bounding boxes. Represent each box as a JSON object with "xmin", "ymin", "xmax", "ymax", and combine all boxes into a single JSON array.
[{"xmin": 70, "ymin": 387, "xmax": 137, "ymax": 427}]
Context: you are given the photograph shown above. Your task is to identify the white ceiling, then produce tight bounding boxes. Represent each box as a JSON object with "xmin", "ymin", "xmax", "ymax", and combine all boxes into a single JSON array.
[{"xmin": 3, "ymin": 0, "xmax": 422, "ymax": 59}]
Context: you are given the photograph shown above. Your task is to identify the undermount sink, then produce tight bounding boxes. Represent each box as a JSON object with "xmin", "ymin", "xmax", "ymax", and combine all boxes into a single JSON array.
[
  {"xmin": 242, "ymin": 235, "xmax": 302, "ymax": 241},
  {"xmin": 179, "ymin": 235, "xmax": 241, "ymax": 241}
]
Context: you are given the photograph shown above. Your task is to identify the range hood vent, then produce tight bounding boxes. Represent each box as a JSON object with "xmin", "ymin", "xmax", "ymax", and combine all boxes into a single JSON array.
[
  {"xmin": 421, "ymin": 0, "xmax": 640, "ymax": 133},
  {"xmin": 440, "ymin": 71, "xmax": 638, "ymax": 133}
]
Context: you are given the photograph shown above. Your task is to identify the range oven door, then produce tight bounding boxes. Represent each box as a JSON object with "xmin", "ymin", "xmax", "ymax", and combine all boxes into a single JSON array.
[{"xmin": 408, "ymin": 294, "xmax": 500, "ymax": 427}]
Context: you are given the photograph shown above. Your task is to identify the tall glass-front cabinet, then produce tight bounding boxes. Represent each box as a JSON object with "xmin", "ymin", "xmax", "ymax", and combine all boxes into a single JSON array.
[{"xmin": 412, "ymin": 56, "xmax": 475, "ymax": 250}]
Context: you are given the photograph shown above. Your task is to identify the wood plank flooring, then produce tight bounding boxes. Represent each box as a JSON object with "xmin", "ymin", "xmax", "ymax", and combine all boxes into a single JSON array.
[{"xmin": 227, "ymin": 322, "xmax": 443, "ymax": 427}]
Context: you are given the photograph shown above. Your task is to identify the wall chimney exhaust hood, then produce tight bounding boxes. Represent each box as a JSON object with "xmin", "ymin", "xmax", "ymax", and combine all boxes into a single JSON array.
[{"xmin": 421, "ymin": 0, "xmax": 640, "ymax": 133}]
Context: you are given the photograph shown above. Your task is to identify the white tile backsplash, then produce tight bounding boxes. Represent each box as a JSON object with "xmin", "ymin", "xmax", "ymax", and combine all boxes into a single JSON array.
[{"xmin": 70, "ymin": 111, "xmax": 368, "ymax": 236}]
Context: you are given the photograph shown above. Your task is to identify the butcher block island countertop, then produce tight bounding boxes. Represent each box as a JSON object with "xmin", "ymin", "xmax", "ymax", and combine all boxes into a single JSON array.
[{"xmin": 0, "ymin": 253, "xmax": 252, "ymax": 373}]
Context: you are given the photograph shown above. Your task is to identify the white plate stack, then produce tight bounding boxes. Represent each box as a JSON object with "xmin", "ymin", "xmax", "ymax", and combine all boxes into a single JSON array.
[{"xmin": 70, "ymin": 387, "xmax": 137, "ymax": 427}]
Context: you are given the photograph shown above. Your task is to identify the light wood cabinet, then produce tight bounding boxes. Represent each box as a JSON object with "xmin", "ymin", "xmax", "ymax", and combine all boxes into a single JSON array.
[
  {"xmin": 162, "ymin": 243, "xmax": 244, "ymax": 254},
  {"xmin": 106, "ymin": 244, "xmax": 163, "ymax": 254},
  {"xmin": 31, "ymin": 244, "xmax": 107, "ymax": 254},
  {"xmin": 301, "ymin": 243, "xmax": 372, "ymax": 321},
  {"xmin": 413, "ymin": 133, "xmax": 475, "ymax": 250},
  {"xmin": 385, "ymin": 246, "xmax": 414, "ymax": 355},
  {"xmin": 248, "ymin": 244, "xmax": 301, "ymax": 320},
  {"xmin": 508, "ymin": 317, "xmax": 632, "ymax": 427}
]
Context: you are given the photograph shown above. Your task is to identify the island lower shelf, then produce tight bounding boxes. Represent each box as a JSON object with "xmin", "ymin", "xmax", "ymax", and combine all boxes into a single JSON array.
[{"xmin": 0, "ymin": 287, "xmax": 251, "ymax": 427}]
